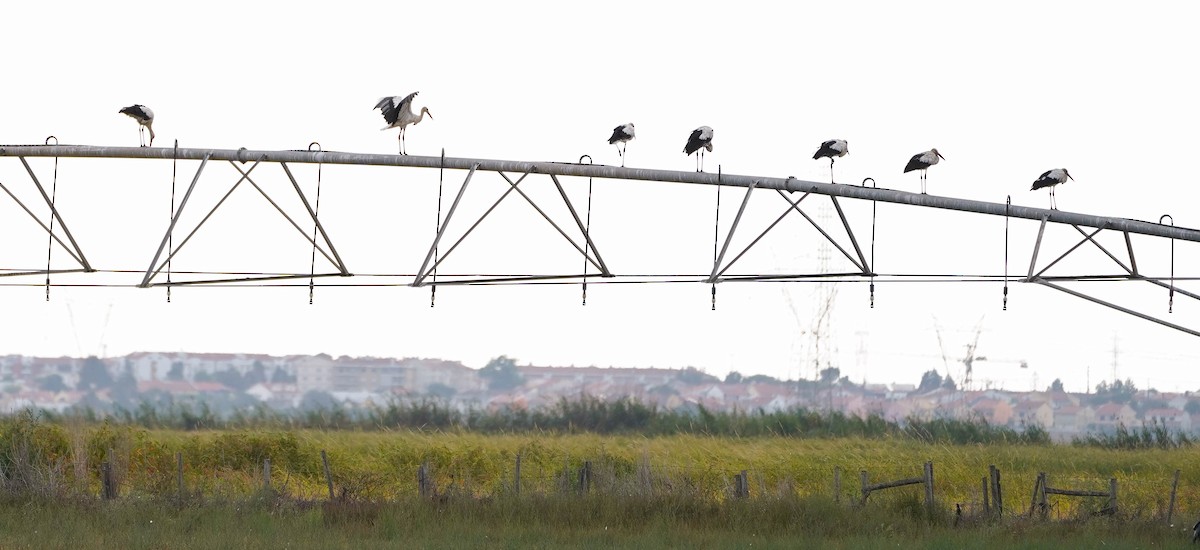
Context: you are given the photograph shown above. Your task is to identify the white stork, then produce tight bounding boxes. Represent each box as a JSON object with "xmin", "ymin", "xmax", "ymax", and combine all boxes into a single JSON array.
[
  {"xmin": 904, "ymin": 148, "xmax": 945, "ymax": 194},
  {"xmin": 374, "ymin": 92, "xmax": 432, "ymax": 155},
  {"xmin": 683, "ymin": 126, "xmax": 714, "ymax": 172},
  {"xmin": 813, "ymin": 139, "xmax": 849, "ymax": 183},
  {"xmin": 119, "ymin": 105, "xmax": 155, "ymax": 147},
  {"xmin": 608, "ymin": 123, "xmax": 635, "ymax": 167},
  {"xmin": 1031, "ymin": 168, "xmax": 1072, "ymax": 210}
]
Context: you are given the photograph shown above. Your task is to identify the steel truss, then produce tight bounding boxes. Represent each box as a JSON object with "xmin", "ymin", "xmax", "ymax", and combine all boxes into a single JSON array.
[
  {"xmin": 137, "ymin": 154, "xmax": 351, "ymax": 287},
  {"xmin": 411, "ymin": 166, "xmax": 611, "ymax": 287},
  {"xmin": 1023, "ymin": 215, "xmax": 1198, "ymax": 336},
  {"xmin": 0, "ymin": 156, "xmax": 93, "ymax": 278},
  {"xmin": 1, "ymin": 144, "xmax": 1198, "ymax": 336}
]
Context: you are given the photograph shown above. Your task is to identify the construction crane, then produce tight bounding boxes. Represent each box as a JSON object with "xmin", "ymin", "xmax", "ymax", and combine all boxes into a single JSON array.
[{"xmin": 933, "ymin": 317, "xmax": 1027, "ymax": 391}]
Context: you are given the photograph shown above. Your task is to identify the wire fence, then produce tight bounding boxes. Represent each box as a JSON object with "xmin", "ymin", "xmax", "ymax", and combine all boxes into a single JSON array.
[{"xmin": 9, "ymin": 441, "xmax": 1188, "ymax": 527}]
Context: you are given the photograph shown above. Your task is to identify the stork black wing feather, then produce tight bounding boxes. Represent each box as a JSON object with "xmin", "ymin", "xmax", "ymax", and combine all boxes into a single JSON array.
[
  {"xmin": 609, "ymin": 124, "xmax": 634, "ymax": 144},
  {"xmin": 1031, "ymin": 170, "xmax": 1058, "ymax": 190},
  {"xmin": 374, "ymin": 97, "xmax": 399, "ymax": 125},
  {"xmin": 903, "ymin": 153, "xmax": 928, "ymax": 173},
  {"xmin": 813, "ymin": 140, "xmax": 838, "ymax": 160},
  {"xmin": 374, "ymin": 92, "xmax": 418, "ymax": 126},
  {"xmin": 683, "ymin": 128, "xmax": 705, "ymax": 154}
]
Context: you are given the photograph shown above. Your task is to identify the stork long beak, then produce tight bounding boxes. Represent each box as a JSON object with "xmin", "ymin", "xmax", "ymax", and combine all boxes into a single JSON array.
[
  {"xmin": 936, "ymin": 151, "xmax": 946, "ymax": 160},
  {"xmin": 1067, "ymin": 173, "xmax": 1074, "ymax": 181}
]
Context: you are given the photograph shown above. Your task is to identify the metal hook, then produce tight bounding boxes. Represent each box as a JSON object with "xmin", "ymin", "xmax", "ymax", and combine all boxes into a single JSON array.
[
  {"xmin": 1160, "ymin": 214, "xmax": 1175, "ymax": 313},
  {"xmin": 861, "ymin": 177, "xmax": 876, "ymax": 188},
  {"xmin": 308, "ymin": 142, "xmax": 322, "ymax": 152},
  {"xmin": 44, "ymin": 136, "xmax": 58, "ymax": 146},
  {"xmin": 579, "ymin": 154, "xmax": 593, "ymax": 165}
]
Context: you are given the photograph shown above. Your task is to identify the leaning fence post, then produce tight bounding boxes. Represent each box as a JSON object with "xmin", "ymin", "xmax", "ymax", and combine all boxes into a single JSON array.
[
  {"xmin": 263, "ymin": 458, "xmax": 271, "ymax": 491},
  {"xmin": 860, "ymin": 469, "xmax": 870, "ymax": 505},
  {"xmin": 1028, "ymin": 473, "xmax": 1042, "ymax": 518},
  {"xmin": 321, "ymin": 450, "xmax": 334, "ymax": 501},
  {"xmin": 1168, "ymin": 469, "xmax": 1181, "ymax": 525}
]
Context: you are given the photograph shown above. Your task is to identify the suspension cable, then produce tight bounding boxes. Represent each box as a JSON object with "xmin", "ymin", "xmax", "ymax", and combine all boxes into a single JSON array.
[
  {"xmin": 579, "ymin": 155, "xmax": 593, "ymax": 306},
  {"xmin": 711, "ymin": 165, "xmax": 722, "ymax": 310},
  {"xmin": 1003, "ymin": 195, "xmax": 1011, "ymax": 311},
  {"xmin": 432, "ymin": 148, "xmax": 445, "ymax": 307},
  {"xmin": 863, "ymin": 177, "xmax": 877, "ymax": 308},
  {"xmin": 43, "ymin": 136, "xmax": 58, "ymax": 301},
  {"xmin": 307, "ymin": 142, "xmax": 323, "ymax": 305},
  {"xmin": 168, "ymin": 140, "xmax": 178, "ymax": 302},
  {"xmin": 1161, "ymin": 214, "xmax": 1175, "ymax": 313}
]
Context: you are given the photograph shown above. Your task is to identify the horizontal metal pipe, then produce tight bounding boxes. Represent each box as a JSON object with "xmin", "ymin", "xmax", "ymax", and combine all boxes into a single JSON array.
[{"xmin": 3, "ymin": 144, "xmax": 1198, "ymax": 242}]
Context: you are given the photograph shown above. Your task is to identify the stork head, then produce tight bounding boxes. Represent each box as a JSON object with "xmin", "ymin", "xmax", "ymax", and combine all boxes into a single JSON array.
[
  {"xmin": 932, "ymin": 148, "xmax": 945, "ymax": 160},
  {"xmin": 1063, "ymin": 169, "xmax": 1073, "ymax": 181},
  {"xmin": 420, "ymin": 107, "xmax": 433, "ymax": 121}
]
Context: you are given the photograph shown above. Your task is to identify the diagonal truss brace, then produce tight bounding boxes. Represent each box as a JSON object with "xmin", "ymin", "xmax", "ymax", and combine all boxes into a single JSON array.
[
  {"xmin": 140, "ymin": 155, "xmax": 349, "ymax": 287},
  {"xmin": 707, "ymin": 184, "xmax": 873, "ymax": 284},
  {"xmin": 412, "ymin": 169, "xmax": 612, "ymax": 287},
  {"xmin": 0, "ymin": 157, "xmax": 94, "ymax": 274},
  {"xmin": 1024, "ymin": 220, "xmax": 1198, "ymax": 336}
]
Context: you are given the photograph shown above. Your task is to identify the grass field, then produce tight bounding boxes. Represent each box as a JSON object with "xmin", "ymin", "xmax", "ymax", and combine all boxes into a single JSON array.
[
  {"xmin": 4, "ymin": 419, "xmax": 1200, "ymax": 547},
  {"xmin": 0, "ymin": 494, "xmax": 1190, "ymax": 549}
]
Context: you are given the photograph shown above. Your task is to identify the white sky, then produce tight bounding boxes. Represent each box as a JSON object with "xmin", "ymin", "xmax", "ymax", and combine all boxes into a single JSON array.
[{"xmin": 2, "ymin": 1, "xmax": 1198, "ymax": 393}]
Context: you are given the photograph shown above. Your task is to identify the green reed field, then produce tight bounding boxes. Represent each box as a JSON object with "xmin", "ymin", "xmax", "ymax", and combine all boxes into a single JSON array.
[{"xmin": 1, "ymin": 414, "xmax": 1198, "ymax": 548}]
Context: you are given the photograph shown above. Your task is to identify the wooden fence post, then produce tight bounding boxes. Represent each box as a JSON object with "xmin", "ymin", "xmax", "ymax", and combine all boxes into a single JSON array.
[
  {"xmin": 833, "ymin": 467, "xmax": 842, "ymax": 504},
  {"xmin": 101, "ymin": 447, "xmax": 117, "ymax": 500},
  {"xmin": 1107, "ymin": 478, "xmax": 1118, "ymax": 515},
  {"xmin": 1037, "ymin": 473, "xmax": 1048, "ymax": 518},
  {"xmin": 638, "ymin": 452, "xmax": 652, "ymax": 494},
  {"xmin": 418, "ymin": 461, "xmax": 430, "ymax": 498},
  {"xmin": 514, "ymin": 452, "xmax": 522, "ymax": 497},
  {"xmin": 923, "ymin": 461, "xmax": 935, "ymax": 510},
  {"xmin": 100, "ymin": 461, "xmax": 115, "ymax": 500},
  {"xmin": 989, "ymin": 465, "xmax": 1003, "ymax": 517},
  {"xmin": 1168, "ymin": 469, "xmax": 1181, "ymax": 525},
  {"xmin": 982, "ymin": 475, "xmax": 990, "ymax": 516},
  {"xmin": 860, "ymin": 470, "xmax": 870, "ymax": 505},
  {"xmin": 176, "ymin": 452, "xmax": 184, "ymax": 503},
  {"xmin": 578, "ymin": 461, "xmax": 592, "ymax": 494},
  {"xmin": 1028, "ymin": 472, "xmax": 1042, "ymax": 518},
  {"xmin": 263, "ymin": 459, "xmax": 271, "ymax": 491},
  {"xmin": 735, "ymin": 470, "xmax": 749, "ymax": 499},
  {"xmin": 321, "ymin": 450, "xmax": 334, "ymax": 501}
]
